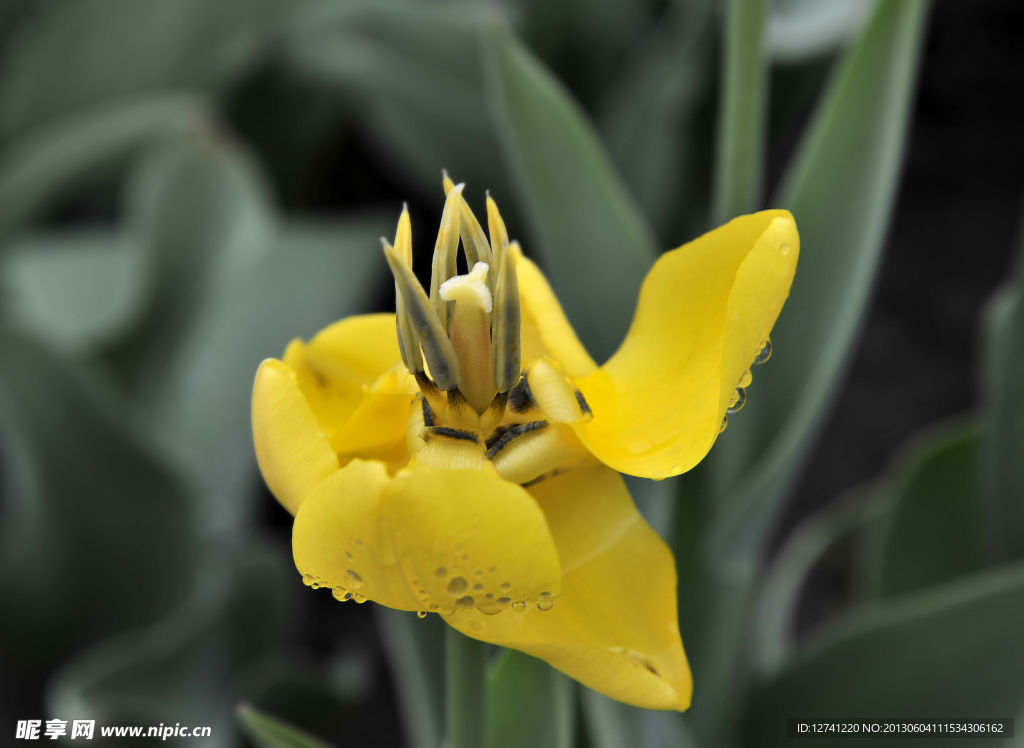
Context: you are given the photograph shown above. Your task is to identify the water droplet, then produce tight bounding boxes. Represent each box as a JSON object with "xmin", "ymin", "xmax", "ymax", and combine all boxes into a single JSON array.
[
  {"xmin": 488, "ymin": 566, "xmax": 496, "ymax": 574},
  {"xmin": 536, "ymin": 591, "xmax": 555, "ymax": 611},
  {"xmin": 478, "ymin": 603, "xmax": 502, "ymax": 615},
  {"xmin": 754, "ymin": 338, "xmax": 772, "ymax": 365},
  {"xmin": 719, "ymin": 415, "xmax": 729, "ymax": 433},
  {"xmin": 455, "ymin": 595, "xmax": 475, "ymax": 608},
  {"xmin": 500, "ymin": 582, "xmax": 511, "ymax": 590},
  {"xmin": 461, "ymin": 553, "xmax": 470, "ymax": 561},
  {"xmin": 355, "ymin": 538, "xmax": 364, "ymax": 547},
  {"xmin": 347, "ymin": 570, "xmax": 363, "ymax": 585},
  {"xmin": 301, "ymin": 573, "xmax": 316, "ymax": 587},
  {"xmin": 473, "ymin": 583, "xmax": 484, "ymax": 591},
  {"xmin": 497, "ymin": 597, "xmax": 512, "ymax": 605},
  {"xmin": 728, "ymin": 388, "xmax": 746, "ymax": 413},
  {"xmin": 434, "ymin": 566, "xmax": 447, "ymax": 578},
  {"xmin": 447, "ymin": 576, "xmax": 468, "ymax": 594},
  {"xmin": 345, "ymin": 551, "xmax": 353, "ymax": 560},
  {"xmin": 485, "ymin": 593, "xmax": 493, "ymax": 599},
  {"xmin": 475, "ymin": 569, "xmax": 483, "ymax": 578},
  {"xmin": 310, "ymin": 582, "xmax": 320, "ymax": 590},
  {"xmin": 332, "ymin": 588, "xmax": 352, "ymax": 602},
  {"xmin": 416, "ymin": 610, "xmax": 428, "ymax": 619},
  {"xmin": 430, "ymin": 603, "xmax": 439, "ymax": 611},
  {"xmin": 739, "ymin": 369, "xmax": 753, "ymax": 388},
  {"xmin": 352, "ymin": 593, "xmax": 367, "ymax": 603}
]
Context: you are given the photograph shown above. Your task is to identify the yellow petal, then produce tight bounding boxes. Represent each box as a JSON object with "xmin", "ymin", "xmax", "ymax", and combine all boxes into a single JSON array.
[
  {"xmin": 283, "ymin": 313, "xmax": 403, "ymax": 441},
  {"xmin": 332, "ymin": 365, "xmax": 418, "ymax": 470},
  {"xmin": 574, "ymin": 211, "xmax": 798, "ymax": 479},
  {"xmin": 292, "ymin": 460, "xmax": 561, "ymax": 614},
  {"xmin": 514, "ymin": 246, "xmax": 597, "ymax": 379},
  {"xmin": 446, "ymin": 461, "xmax": 691, "ymax": 711},
  {"xmin": 252, "ymin": 358, "xmax": 339, "ymax": 515}
]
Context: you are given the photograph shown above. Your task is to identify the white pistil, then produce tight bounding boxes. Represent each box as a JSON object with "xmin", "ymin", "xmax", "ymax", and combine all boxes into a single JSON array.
[{"xmin": 441, "ymin": 262, "xmax": 495, "ymax": 413}]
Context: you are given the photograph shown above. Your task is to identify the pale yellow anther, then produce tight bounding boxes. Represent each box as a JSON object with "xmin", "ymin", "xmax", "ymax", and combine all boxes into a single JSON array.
[{"xmin": 440, "ymin": 262, "xmax": 492, "ymax": 313}]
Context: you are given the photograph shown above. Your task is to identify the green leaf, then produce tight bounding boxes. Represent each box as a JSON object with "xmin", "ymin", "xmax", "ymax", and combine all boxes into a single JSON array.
[
  {"xmin": 0, "ymin": 94, "xmax": 210, "ymax": 239},
  {"xmin": 711, "ymin": 0, "xmax": 931, "ymax": 558},
  {"xmin": 483, "ymin": 21, "xmax": 658, "ymax": 361},
  {"xmin": 143, "ymin": 217, "xmax": 388, "ymax": 531},
  {"xmin": 711, "ymin": 0, "xmax": 767, "ymax": 227},
  {"xmin": 980, "ymin": 260, "xmax": 1024, "ymax": 561},
  {"xmin": 237, "ymin": 703, "xmax": 333, "ymax": 748},
  {"xmin": 0, "ymin": 330, "xmax": 198, "ymax": 670},
  {"xmin": 487, "ymin": 651, "xmax": 573, "ymax": 748},
  {"xmin": 376, "ymin": 608, "xmax": 445, "ymax": 748},
  {"xmin": 866, "ymin": 421, "xmax": 984, "ymax": 600},
  {"xmin": 756, "ymin": 488, "xmax": 883, "ymax": 674},
  {"xmin": 285, "ymin": 2, "xmax": 502, "ymax": 193},
  {"xmin": 599, "ymin": 0, "xmax": 715, "ymax": 236},
  {"xmin": 0, "ymin": 230, "xmax": 146, "ymax": 352},
  {"xmin": 0, "ymin": 0, "xmax": 284, "ymax": 137},
  {"xmin": 49, "ymin": 543, "xmax": 292, "ymax": 748},
  {"xmin": 746, "ymin": 560, "xmax": 1024, "ymax": 746}
]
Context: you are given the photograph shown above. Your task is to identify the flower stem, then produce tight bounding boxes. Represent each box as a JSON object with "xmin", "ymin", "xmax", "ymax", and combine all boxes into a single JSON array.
[{"xmin": 445, "ymin": 627, "xmax": 488, "ymax": 748}]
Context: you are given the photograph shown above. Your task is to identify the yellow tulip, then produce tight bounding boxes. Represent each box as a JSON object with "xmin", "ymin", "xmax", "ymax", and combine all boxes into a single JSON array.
[{"xmin": 251, "ymin": 177, "xmax": 798, "ymax": 711}]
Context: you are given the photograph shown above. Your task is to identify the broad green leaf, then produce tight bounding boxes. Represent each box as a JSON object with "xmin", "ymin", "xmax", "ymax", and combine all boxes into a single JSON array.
[
  {"xmin": 746, "ymin": 560, "xmax": 1024, "ymax": 747},
  {"xmin": 0, "ymin": 94, "xmax": 210, "ymax": 239},
  {"xmin": 600, "ymin": 0, "xmax": 714, "ymax": 236},
  {"xmin": 711, "ymin": 0, "xmax": 931, "ymax": 557},
  {"xmin": 110, "ymin": 136, "xmax": 274, "ymax": 392},
  {"xmin": 49, "ymin": 543, "xmax": 292, "ymax": 748},
  {"xmin": 237, "ymin": 703, "xmax": 333, "ymax": 748},
  {"xmin": 0, "ymin": 230, "xmax": 146, "ymax": 352},
  {"xmin": 711, "ymin": 0, "xmax": 767, "ymax": 227},
  {"xmin": 766, "ymin": 0, "xmax": 876, "ymax": 63},
  {"xmin": 487, "ymin": 651, "xmax": 573, "ymax": 748},
  {"xmin": 0, "ymin": 331, "xmax": 197, "ymax": 670},
  {"xmin": 376, "ymin": 608, "xmax": 445, "ymax": 748},
  {"xmin": 980, "ymin": 265, "xmax": 1024, "ymax": 561},
  {"xmin": 0, "ymin": 0, "xmax": 284, "ymax": 138},
  {"xmin": 144, "ymin": 218, "xmax": 387, "ymax": 532},
  {"xmin": 284, "ymin": 2, "xmax": 501, "ymax": 193},
  {"xmin": 483, "ymin": 21, "xmax": 658, "ymax": 361},
  {"xmin": 756, "ymin": 488, "xmax": 882, "ymax": 674},
  {"xmin": 867, "ymin": 421, "xmax": 983, "ymax": 600},
  {"xmin": 447, "ymin": 629, "xmax": 488, "ymax": 748}
]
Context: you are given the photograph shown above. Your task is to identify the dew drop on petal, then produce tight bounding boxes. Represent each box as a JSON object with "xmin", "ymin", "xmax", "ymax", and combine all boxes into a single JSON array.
[
  {"xmin": 728, "ymin": 388, "xmax": 746, "ymax": 414},
  {"xmin": 301, "ymin": 574, "xmax": 316, "ymax": 587},
  {"xmin": 719, "ymin": 415, "xmax": 729, "ymax": 433},
  {"xmin": 352, "ymin": 593, "xmax": 367, "ymax": 603},
  {"xmin": 434, "ymin": 566, "xmax": 447, "ymax": 578},
  {"xmin": 536, "ymin": 592, "xmax": 555, "ymax": 611},
  {"xmin": 496, "ymin": 597, "xmax": 511, "ymax": 605},
  {"xmin": 455, "ymin": 595, "xmax": 475, "ymax": 608},
  {"xmin": 447, "ymin": 576, "xmax": 468, "ymax": 595},
  {"xmin": 347, "ymin": 570, "xmax": 363, "ymax": 586},
  {"xmin": 332, "ymin": 588, "xmax": 352, "ymax": 602},
  {"xmin": 754, "ymin": 338, "xmax": 772, "ymax": 365},
  {"xmin": 473, "ymin": 583, "xmax": 484, "ymax": 591},
  {"xmin": 416, "ymin": 610, "xmax": 428, "ymax": 619},
  {"xmin": 500, "ymin": 582, "xmax": 511, "ymax": 591}
]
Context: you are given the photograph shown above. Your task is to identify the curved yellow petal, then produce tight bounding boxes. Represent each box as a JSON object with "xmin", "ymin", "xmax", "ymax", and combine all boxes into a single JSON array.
[
  {"xmin": 446, "ymin": 462, "xmax": 691, "ymax": 711},
  {"xmin": 332, "ymin": 366, "xmax": 418, "ymax": 470},
  {"xmin": 252, "ymin": 358, "xmax": 339, "ymax": 515},
  {"xmin": 514, "ymin": 247, "xmax": 597, "ymax": 378},
  {"xmin": 574, "ymin": 211, "xmax": 798, "ymax": 479},
  {"xmin": 292, "ymin": 461, "xmax": 561, "ymax": 615},
  {"xmin": 283, "ymin": 314, "xmax": 404, "ymax": 440}
]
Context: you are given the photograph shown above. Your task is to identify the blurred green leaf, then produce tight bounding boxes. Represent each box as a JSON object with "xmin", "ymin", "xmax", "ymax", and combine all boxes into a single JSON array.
[
  {"xmin": 0, "ymin": 230, "xmax": 146, "ymax": 352},
  {"xmin": 711, "ymin": 0, "xmax": 931, "ymax": 557},
  {"xmin": 756, "ymin": 488, "xmax": 882, "ymax": 674},
  {"xmin": 582, "ymin": 689, "xmax": 701, "ymax": 748},
  {"xmin": 377, "ymin": 608, "xmax": 445, "ymax": 748},
  {"xmin": 237, "ymin": 703, "xmax": 333, "ymax": 748},
  {"xmin": 766, "ymin": 0, "xmax": 876, "ymax": 64},
  {"xmin": 0, "ymin": 330, "xmax": 197, "ymax": 669},
  {"xmin": 746, "ymin": 560, "xmax": 1024, "ymax": 746},
  {"xmin": 285, "ymin": 1, "xmax": 501, "ymax": 193},
  {"xmin": 143, "ymin": 217, "xmax": 388, "ymax": 532},
  {"xmin": 600, "ymin": 0, "xmax": 714, "ymax": 237},
  {"xmin": 0, "ymin": 0, "xmax": 285, "ymax": 138},
  {"xmin": 980, "ymin": 260, "xmax": 1024, "ymax": 561},
  {"xmin": 0, "ymin": 94, "xmax": 210, "ymax": 238},
  {"xmin": 867, "ymin": 421, "xmax": 983, "ymax": 600},
  {"xmin": 49, "ymin": 542, "xmax": 292, "ymax": 748},
  {"xmin": 711, "ymin": 0, "xmax": 766, "ymax": 227},
  {"xmin": 486, "ymin": 651, "xmax": 573, "ymax": 748},
  {"xmin": 483, "ymin": 20, "xmax": 658, "ymax": 361}
]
